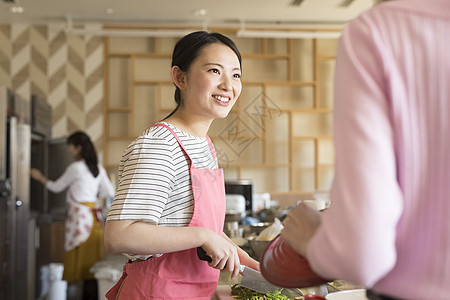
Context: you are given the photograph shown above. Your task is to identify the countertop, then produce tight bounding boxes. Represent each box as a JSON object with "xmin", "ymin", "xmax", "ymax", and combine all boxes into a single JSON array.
[
  {"xmin": 213, "ymin": 285, "xmax": 308, "ymax": 300},
  {"xmin": 213, "ymin": 285, "xmax": 235, "ymax": 300},
  {"xmin": 213, "ymin": 276, "xmax": 360, "ymax": 300},
  {"xmin": 214, "ymin": 272, "xmax": 240, "ymax": 299}
]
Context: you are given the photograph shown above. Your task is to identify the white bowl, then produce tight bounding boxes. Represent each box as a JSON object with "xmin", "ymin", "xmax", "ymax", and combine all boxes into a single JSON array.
[{"xmin": 325, "ymin": 289, "xmax": 368, "ymax": 300}]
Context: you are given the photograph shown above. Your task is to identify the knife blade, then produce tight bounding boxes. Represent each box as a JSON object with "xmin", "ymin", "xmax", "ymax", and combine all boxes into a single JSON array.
[
  {"xmin": 196, "ymin": 247, "xmax": 303, "ymax": 296},
  {"xmin": 239, "ymin": 264, "xmax": 287, "ymax": 294}
]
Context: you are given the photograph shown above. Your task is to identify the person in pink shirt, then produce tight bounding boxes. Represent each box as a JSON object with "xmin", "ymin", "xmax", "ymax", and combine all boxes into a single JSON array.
[{"xmin": 280, "ymin": 0, "xmax": 450, "ymax": 299}]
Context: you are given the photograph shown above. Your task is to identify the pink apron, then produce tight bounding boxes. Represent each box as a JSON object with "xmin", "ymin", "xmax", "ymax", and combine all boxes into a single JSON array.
[{"xmin": 106, "ymin": 123, "xmax": 226, "ymax": 299}]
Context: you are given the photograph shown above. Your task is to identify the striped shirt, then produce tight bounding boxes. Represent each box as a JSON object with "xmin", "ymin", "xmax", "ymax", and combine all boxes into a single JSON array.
[
  {"xmin": 107, "ymin": 122, "xmax": 218, "ymax": 224},
  {"xmin": 107, "ymin": 122, "xmax": 218, "ymax": 260},
  {"xmin": 106, "ymin": 122, "xmax": 217, "ymax": 259}
]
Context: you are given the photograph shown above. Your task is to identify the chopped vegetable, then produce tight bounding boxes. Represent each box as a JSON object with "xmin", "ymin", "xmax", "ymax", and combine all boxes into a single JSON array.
[{"xmin": 230, "ymin": 284, "xmax": 293, "ymax": 300}]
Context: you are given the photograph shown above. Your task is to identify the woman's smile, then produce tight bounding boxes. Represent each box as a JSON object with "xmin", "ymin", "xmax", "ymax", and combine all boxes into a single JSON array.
[{"xmin": 213, "ymin": 94, "xmax": 231, "ymax": 105}]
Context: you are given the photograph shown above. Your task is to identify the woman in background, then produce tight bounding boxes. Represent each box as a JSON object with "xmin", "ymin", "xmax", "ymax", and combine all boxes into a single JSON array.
[
  {"xmin": 31, "ymin": 131, "xmax": 115, "ymax": 300},
  {"xmin": 104, "ymin": 31, "xmax": 259, "ymax": 299}
]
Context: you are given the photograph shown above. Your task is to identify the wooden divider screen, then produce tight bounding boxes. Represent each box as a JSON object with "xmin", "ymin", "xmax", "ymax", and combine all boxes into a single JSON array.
[{"xmin": 104, "ymin": 28, "xmax": 338, "ymax": 197}]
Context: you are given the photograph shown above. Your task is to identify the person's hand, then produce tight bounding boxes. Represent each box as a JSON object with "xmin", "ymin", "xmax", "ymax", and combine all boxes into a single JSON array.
[
  {"xmin": 240, "ymin": 252, "xmax": 260, "ymax": 271},
  {"xmin": 201, "ymin": 233, "xmax": 241, "ymax": 280},
  {"xmin": 280, "ymin": 202, "xmax": 322, "ymax": 258},
  {"xmin": 30, "ymin": 168, "xmax": 48, "ymax": 184},
  {"xmin": 30, "ymin": 168, "xmax": 43, "ymax": 181}
]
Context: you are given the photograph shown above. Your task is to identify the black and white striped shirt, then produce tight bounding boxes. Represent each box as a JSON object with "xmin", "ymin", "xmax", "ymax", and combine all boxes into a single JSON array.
[{"xmin": 107, "ymin": 122, "xmax": 218, "ymax": 227}]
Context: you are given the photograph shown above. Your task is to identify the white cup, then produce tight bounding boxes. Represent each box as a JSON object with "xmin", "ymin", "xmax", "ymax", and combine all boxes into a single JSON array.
[{"xmin": 300, "ymin": 199, "xmax": 326, "ymax": 210}]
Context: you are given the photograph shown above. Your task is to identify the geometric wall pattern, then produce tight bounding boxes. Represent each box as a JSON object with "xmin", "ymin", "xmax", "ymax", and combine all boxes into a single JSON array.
[{"xmin": 0, "ymin": 24, "xmax": 105, "ymax": 161}]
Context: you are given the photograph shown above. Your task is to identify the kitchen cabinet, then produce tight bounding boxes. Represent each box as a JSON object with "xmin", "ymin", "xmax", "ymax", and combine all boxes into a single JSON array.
[{"xmin": 104, "ymin": 29, "xmax": 338, "ymax": 195}]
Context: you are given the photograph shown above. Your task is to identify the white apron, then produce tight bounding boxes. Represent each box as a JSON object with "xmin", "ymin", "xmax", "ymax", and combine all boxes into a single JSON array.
[{"xmin": 64, "ymin": 192, "xmax": 93, "ymax": 251}]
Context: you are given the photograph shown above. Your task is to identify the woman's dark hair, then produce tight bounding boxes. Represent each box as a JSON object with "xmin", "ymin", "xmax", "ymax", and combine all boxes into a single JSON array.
[
  {"xmin": 67, "ymin": 131, "xmax": 99, "ymax": 177},
  {"xmin": 163, "ymin": 31, "xmax": 242, "ymax": 120}
]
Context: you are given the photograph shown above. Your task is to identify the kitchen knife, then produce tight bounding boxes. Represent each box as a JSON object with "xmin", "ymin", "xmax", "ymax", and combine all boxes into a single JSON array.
[{"xmin": 196, "ymin": 247, "xmax": 303, "ymax": 296}]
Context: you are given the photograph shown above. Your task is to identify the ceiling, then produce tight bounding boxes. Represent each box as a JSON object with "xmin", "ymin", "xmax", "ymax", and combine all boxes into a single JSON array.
[{"xmin": 0, "ymin": 0, "xmax": 376, "ymax": 29}]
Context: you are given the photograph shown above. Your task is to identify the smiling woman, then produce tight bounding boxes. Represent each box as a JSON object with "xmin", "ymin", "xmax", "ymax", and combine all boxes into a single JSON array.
[
  {"xmin": 103, "ymin": 31, "xmax": 259, "ymax": 300},
  {"xmin": 168, "ymin": 42, "xmax": 242, "ymax": 125},
  {"xmin": 163, "ymin": 31, "xmax": 242, "ymax": 130}
]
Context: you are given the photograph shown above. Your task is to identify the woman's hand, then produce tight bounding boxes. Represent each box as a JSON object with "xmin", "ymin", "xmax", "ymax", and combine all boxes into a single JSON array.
[
  {"xmin": 104, "ymin": 221, "xmax": 241, "ymax": 278},
  {"xmin": 201, "ymin": 233, "xmax": 241, "ymax": 280},
  {"xmin": 30, "ymin": 168, "xmax": 47, "ymax": 184},
  {"xmin": 238, "ymin": 249, "xmax": 260, "ymax": 271},
  {"xmin": 221, "ymin": 232, "xmax": 260, "ymax": 271},
  {"xmin": 280, "ymin": 203, "xmax": 322, "ymax": 258}
]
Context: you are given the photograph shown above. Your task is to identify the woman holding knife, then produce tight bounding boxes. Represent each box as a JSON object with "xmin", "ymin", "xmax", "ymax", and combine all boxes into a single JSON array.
[{"xmin": 104, "ymin": 31, "xmax": 259, "ymax": 299}]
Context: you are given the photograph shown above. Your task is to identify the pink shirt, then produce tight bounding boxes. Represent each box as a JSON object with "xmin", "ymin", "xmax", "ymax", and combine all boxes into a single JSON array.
[{"xmin": 307, "ymin": 1, "xmax": 450, "ymax": 299}]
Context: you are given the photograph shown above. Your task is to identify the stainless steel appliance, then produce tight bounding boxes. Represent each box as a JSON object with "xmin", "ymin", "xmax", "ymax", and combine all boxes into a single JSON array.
[
  {"xmin": 46, "ymin": 137, "xmax": 73, "ymax": 214},
  {"xmin": 30, "ymin": 96, "xmax": 73, "ymax": 300},
  {"xmin": 0, "ymin": 86, "xmax": 32, "ymax": 300},
  {"xmin": 30, "ymin": 95, "xmax": 51, "ymax": 213}
]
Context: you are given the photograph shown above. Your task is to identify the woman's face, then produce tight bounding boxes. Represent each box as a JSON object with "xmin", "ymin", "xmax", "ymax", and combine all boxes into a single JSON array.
[
  {"xmin": 180, "ymin": 43, "xmax": 242, "ymax": 120},
  {"xmin": 68, "ymin": 144, "xmax": 82, "ymax": 159}
]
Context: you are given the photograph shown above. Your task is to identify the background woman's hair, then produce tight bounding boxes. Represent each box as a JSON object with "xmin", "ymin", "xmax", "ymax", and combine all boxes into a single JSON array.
[
  {"xmin": 67, "ymin": 131, "xmax": 99, "ymax": 177},
  {"xmin": 163, "ymin": 31, "xmax": 242, "ymax": 120}
]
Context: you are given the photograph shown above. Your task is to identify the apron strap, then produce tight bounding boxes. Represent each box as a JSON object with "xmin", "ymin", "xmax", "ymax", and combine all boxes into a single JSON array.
[
  {"xmin": 205, "ymin": 135, "xmax": 217, "ymax": 161},
  {"xmin": 152, "ymin": 123, "xmax": 217, "ymax": 167}
]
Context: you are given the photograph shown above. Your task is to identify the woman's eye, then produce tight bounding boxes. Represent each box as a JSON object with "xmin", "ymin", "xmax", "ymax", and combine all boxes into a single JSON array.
[
  {"xmin": 233, "ymin": 73, "xmax": 241, "ymax": 79},
  {"xmin": 209, "ymin": 69, "xmax": 220, "ymax": 74}
]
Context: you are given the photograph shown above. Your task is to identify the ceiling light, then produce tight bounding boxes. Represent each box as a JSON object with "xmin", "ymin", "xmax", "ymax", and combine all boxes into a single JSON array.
[
  {"xmin": 10, "ymin": 6, "xmax": 24, "ymax": 13},
  {"xmin": 193, "ymin": 9, "xmax": 207, "ymax": 17},
  {"xmin": 106, "ymin": 8, "xmax": 114, "ymax": 14}
]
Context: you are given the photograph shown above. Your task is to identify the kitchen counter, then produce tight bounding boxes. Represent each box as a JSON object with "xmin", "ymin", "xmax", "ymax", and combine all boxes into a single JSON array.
[
  {"xmin": 214, "ymin": 272, "xmax": 241, "ymax": 299},
  {"xmin": 213, "ymin": 279, "xmax": 365, "ymax": 300},
  {"xmin": 213, "ymin": 285, "xmax": 235, "ymax": 300},
  {"xmin": 213, "ymin": 284, "xmax": 308, "ymax": 300}
]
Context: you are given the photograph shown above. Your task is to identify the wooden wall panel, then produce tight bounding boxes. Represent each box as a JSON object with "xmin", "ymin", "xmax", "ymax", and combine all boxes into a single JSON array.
[
  {"xmin": 0, "ymin": 24, "xmax": 106, "ymax": 162},
  {"xmin": 105, "ymin": 32, "xmax": 338, "ymax": 195}
]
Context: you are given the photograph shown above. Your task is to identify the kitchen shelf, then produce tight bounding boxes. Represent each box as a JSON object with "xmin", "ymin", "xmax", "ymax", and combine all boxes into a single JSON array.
[
  {"xmin": 133, "ymin": 80, "xmax": 173, "ymax": 85},
  {"xmin": 292, "ymin": 136, "xmax": 332, "ymax": 140},
  {"xmin": 226, "ymin": 163, "xmax": 291, "ymax": 168},
  {"xmin": 104, "ymin": 30, "xmax": 338, "ymax": 194},
  {"xmin": 243, "ymin": 81, "xmax": 316, "ymax": 86},
  {"xmin": 243, "ymin": 53, "xmax": 291, "ymax": 59},
  {"xmin": 289, "ymin": 108, "xmax": 332, "ymax": 113},
  {"xmin": 108, "ymin": 53, "xmax": 172, "ymax": 58},
  {"xmin": 317, "ymin": 55, "xmax": 336, "ymax": 60}
]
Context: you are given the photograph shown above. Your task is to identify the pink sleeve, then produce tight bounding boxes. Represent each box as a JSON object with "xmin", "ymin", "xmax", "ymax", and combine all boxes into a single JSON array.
[{"xmin": 306, "ymin": 17, "xmax": 403, "ymax": 287}]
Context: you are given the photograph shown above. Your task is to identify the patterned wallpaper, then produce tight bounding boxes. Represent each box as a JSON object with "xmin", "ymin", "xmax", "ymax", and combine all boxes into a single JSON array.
[{"xmin": 0, "ymin": 24, "xmax": 105, "ymax": 160}]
